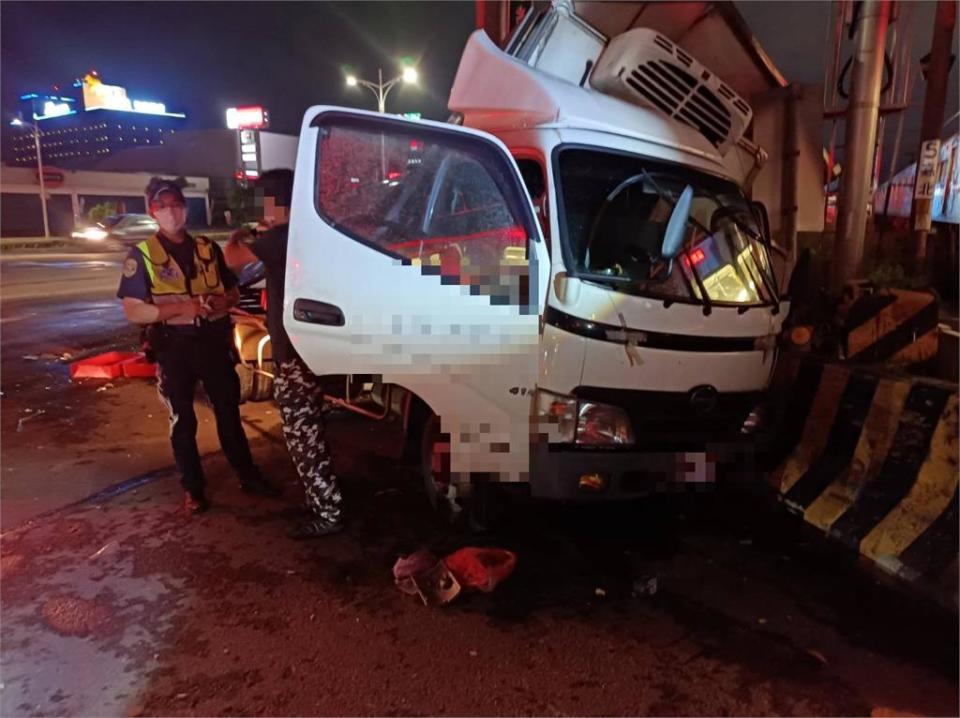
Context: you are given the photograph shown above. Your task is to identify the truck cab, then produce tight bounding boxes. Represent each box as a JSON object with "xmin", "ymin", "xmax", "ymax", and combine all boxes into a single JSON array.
[{"xmin": 283, "ymin": 21, "xmax": 787, "ymax": 512}]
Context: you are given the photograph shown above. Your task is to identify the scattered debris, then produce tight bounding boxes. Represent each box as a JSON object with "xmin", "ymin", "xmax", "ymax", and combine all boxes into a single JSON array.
[
  {"xmin": 594, "ymin": 587, "xmax": 607, "ymax": 598},
  {"xmin": 468, "ymin": 649, "xmax": 478, "ymax": 658},
  {"xmin": 22, "ymin": 354, "xmax": 39, "ymax": 361},
  {"xmin": 95, "ymin": 383, "xmax": 115, "ymax": 393},
  {"xmin": 631, "ymin": 574, "xmax": 659, "ymax": 598},
  {"xmin": 393, "ymin": 548, "xmax": 439, "ymax": 597},
  {"xmin": 175, "ymin": 693, "xmax": 188, "ymax": 700},
  {"xmin": 444, "ymin": 547, "xmax": 517, "ymax": 593},
  {"xmin": 59, "ymin": 352, "xmax": 74, "ymax": 362},
  {"xmin": 16, "ymin": 409, "xmax": 45, "ymax": 432},
  {"xmin": 412, "ymin": 562, "xmax": 461, "ymax": 606},
  {"xmin": 806, "ymin": 648, "xmax": 828, "ymax": 666},
  {"xmin": 757, "ymin": 617, "xmax": 768, "ymax": 625},
  {"xmin": 393, "ymin": 546, "xmax": 517, "ymax": 605},
  {"xmin": 374, "ymin": 488, "xmax": 402, "ymax": 498},
  {"xmin": 89, "ymin": 541, "xmax": 120, "ymax": 560}
]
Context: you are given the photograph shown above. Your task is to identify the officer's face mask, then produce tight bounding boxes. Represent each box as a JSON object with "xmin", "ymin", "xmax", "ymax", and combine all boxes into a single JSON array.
[{"xmin": 155, "ymin": 206, "xmax": 187, "ymax": 235}]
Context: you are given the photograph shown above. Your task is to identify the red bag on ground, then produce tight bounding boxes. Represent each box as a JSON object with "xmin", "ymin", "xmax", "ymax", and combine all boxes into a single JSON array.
[{"xmin": 443, "ymin": 547, "xmax": 517, "ymax": 593}]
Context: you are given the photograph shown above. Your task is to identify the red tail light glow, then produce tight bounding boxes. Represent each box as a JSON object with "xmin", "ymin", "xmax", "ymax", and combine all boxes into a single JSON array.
[{"xmin": 682, "ymin": 247, "xmax": 706, "ymax": 268}]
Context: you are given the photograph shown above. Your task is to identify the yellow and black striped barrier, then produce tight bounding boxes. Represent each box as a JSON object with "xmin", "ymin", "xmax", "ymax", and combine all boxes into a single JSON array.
[
  {"xmin": 842, "ymin": 288, "xmax": 939, "ymax": 366},
  {"xmin": 770, "ymin": 357, "xmax": 958, "ymax": 608}
]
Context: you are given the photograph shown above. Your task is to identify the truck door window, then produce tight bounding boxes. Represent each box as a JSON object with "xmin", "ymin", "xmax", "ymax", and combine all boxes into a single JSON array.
[{"xmin": 315, "ymin": 117, "xmax": 537, "ymax": 308}]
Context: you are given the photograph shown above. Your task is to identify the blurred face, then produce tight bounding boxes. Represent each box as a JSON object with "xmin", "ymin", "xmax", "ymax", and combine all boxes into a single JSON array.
[
  {"xmin": 150, "ymin": 191, "xmax": 187, "ymax": 235},
  {"xmin": 261, "ymin": 195, "xmax": 289, "ymax": 228}
]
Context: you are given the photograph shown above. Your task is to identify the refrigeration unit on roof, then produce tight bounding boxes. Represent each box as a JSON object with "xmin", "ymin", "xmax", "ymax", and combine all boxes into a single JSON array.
[{"xmin": 590, "ymin": 28, "xmax": 753, "ymax": 157}]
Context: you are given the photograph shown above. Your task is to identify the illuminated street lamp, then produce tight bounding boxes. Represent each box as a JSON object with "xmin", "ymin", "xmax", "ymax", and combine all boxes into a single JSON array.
[
  {"xmin": 10, "ymin": 115, "xmax": 49, "ymax": 238},
  {"xmin": 345, "ymin": 63, "xmax": 418, "ymax": 114}
]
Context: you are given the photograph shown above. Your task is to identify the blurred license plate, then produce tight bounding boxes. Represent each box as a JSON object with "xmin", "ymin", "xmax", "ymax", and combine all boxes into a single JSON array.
[{"xmin": 676, "ymin": 452, "xmax": 716, "ymax": 484}]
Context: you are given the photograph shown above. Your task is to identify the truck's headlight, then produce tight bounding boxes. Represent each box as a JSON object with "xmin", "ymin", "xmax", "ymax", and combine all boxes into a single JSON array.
[
  {"xmin": 535, "ymin": 389, "xmax": 578, "ymax": 443},
  {"xmin": 535, "ymin": 390, "xmax": 634, "ymax": 446},
  {"xmin": 576, "ymin": 402, "xmax": 634, "ymax": 445}
]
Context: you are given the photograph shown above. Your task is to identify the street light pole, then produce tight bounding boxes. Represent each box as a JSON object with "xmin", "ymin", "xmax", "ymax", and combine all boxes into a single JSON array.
[
  {"xmin": 346, "ymin": 64, "xmax": 419, "ymax": 180},
  {"xmin": 33, "ymin": 122, "xmax": 50, "ymax": 239},
  {"xmin": 346, "ymin": 65, "xmax": 418, "ymax": 115},
  {"xmin": 12, "ymin": 116, "xmax": 50, "ymax": 238}
]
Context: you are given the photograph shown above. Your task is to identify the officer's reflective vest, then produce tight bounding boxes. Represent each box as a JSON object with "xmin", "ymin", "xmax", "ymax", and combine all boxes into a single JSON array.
[{"xmin": 136, "ymin": 233, "xmax": 227, "ymax": 326}]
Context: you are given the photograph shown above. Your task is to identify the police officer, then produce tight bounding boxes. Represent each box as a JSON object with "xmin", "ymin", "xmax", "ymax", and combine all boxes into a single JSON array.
[{"xmin": 118, "ymin": 178, "xmax": 280, "ymax": 514}]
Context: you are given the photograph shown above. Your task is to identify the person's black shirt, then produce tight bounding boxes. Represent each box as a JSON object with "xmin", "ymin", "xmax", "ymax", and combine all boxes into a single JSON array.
[{"xmin": 249, "ymin": 224, "xmax": 296, "ymax": 365}]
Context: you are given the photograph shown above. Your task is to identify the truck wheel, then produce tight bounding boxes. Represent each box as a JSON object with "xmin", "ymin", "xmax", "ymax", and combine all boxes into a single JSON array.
[
  {"xmin": 420, "ymin": 413, "xmax": 459, "ymax": 522},
  {"xmin": 402, "ymin": 397, "xmax": 431, "ymax": 464},
  {"xmin": 419, "ymin": 414, "xmax": 496, "ymax": 531},
  {"xmin": 236, "ymin": 363, "xmax": 255, "ymax": 403}
]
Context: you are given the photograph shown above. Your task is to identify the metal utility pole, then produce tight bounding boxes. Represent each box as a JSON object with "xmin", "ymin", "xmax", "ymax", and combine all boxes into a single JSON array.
[
  {"xmin": 832, "ymin": 0, "xmax": 891, "ymax": 293},
  {"xmin": 11, "ymin": 116, "xmax": 50, "ymax": 238},
  {"xmin": 33, "ymin": 123, "xmax": 50, "ymax": 239},
  {"xmin": 910, "ymin": 0, "xmax": 957, "ymax": 269}
]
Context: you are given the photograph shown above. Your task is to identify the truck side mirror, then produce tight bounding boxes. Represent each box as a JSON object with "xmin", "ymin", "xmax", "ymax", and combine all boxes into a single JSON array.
[{"xmin": 750, "ymin": 200, "xmax": 771, "ymax": 243}]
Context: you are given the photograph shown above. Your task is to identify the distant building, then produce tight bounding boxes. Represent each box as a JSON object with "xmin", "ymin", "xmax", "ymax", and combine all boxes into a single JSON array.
[
  {"xmin": 0, "ymin": 165, "xmax": 210, "ymax": 237},
  {"xmin": 4, "ymin": 71, "xmax": 187, "ymax": 170},
  {"xmin": 90, "ymin": 129, "xmax": 297, "ymax": 226}
]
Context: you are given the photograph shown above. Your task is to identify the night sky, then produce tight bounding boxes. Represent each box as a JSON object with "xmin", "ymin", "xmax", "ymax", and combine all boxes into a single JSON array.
[{"xmin": 2, "ymin": 1, "xmax": 957, "ymax": 174}]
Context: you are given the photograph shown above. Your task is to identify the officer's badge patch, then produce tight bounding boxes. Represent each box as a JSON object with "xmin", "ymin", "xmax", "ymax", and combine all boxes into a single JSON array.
[
  {"xmin": 122, "ymin": 258, "xmax": 138, "ymax": 278},
  {"xmin": 159, "ymin": 266, "xmax": 179, "ymax": 281}
]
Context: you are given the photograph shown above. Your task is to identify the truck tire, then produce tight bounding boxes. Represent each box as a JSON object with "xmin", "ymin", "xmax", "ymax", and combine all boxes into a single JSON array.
[
  {"xmin": 419, "ymin": 413, "xmax": 495, "ymax": 531},
  {"xmin": 420, "ymin": 413, "xmax": 455, "ymax": 519},
  {"xmin": 402, "ymin": 396, "xmax": 431, "ymax": 464}
]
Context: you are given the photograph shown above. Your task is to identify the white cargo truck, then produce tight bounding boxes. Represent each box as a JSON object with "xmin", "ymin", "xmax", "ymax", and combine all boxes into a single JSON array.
[{"xmin": 281, "ymin": 12, "xmax": 790, "ymax": 517}]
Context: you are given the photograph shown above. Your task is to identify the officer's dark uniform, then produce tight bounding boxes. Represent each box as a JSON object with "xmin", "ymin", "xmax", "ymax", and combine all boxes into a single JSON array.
[{"xmin": 117, "ymin": 229, "xmax": 263, "ymax": 500}]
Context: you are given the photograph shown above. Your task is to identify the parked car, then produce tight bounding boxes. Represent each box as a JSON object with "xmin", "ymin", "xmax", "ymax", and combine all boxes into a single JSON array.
[{"xmin": 72, "ymin": 214, "xmax": 159, "ymax": 248}]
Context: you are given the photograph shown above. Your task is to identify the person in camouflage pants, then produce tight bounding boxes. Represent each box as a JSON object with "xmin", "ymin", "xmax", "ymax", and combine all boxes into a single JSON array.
[
  {"xmin": 272, "ymin": 356, "xmax": 343, "ymax": 530},
  {"xmin": 224, "ymin": 169, "xmax": 343, "ymax": 539}
]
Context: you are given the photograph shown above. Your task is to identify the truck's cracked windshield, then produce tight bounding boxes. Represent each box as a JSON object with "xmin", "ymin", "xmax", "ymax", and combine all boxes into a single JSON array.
[{"xmin": 557, "ymin": 148, "xmax": 777, "ymax": 306}]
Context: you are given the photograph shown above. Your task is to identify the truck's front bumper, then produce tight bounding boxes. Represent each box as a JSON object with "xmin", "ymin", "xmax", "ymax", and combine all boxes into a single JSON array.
[{"xmin": 529, "ymin": 441, "xmax": 758, "ymax": 501}]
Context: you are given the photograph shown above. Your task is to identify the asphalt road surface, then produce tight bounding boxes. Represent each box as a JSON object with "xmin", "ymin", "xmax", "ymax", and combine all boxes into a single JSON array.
[
  {"xmin": 0, "ymin": 248, "xmax": 957, "ymax": 717},
  {"xmin": 2, "ymin": 389, "xmax": 957, "ymax": 717},
  {"xmin": 0, "ymin": 249, "xmax": 124, "ymax": 303}
]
